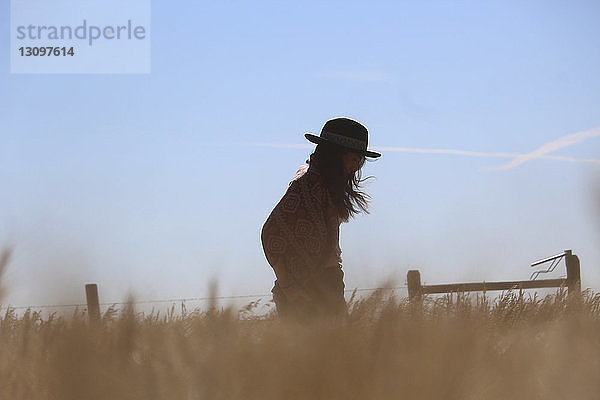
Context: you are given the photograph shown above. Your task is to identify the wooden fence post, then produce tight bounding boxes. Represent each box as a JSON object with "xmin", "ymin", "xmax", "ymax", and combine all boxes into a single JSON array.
[
  {"xmin": 565, "ymin": 250, "xmax": 581, "ymax": 299},
  {"xmin": 407, "ymin": 270, "xmax": 422, "ymax": 303},
  {"xmin": 85, "ymin": 283, "xmax": 100, "ymax": 321}
]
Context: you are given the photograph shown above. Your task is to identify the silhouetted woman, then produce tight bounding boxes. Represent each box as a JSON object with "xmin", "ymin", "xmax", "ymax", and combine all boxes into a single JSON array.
[{"xmin": 261, "ymin": 118, "xmax": 380, "ymax": 321}]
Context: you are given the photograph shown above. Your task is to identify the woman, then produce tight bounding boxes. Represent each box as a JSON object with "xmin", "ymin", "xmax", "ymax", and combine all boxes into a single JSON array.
[{"xmin": 261, "ymin": 117, "xmax": 381, "ymax": 321}]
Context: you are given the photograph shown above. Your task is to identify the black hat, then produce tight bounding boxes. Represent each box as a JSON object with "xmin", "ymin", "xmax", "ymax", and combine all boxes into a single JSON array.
[{"xmin": 305, "ymin": 117, "xmax": 381, "ymax": 158}]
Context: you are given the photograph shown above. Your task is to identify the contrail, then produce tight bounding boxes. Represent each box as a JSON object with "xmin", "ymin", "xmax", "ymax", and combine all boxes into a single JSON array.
[
  {"xmin": 490, "ymin": 126, "xmax": 600, "ymax": 170},
  {"xmin": 374, "ymin": 146, "xmax": 517, "ymax": 158},
  {"xmin": 251, "ymin": 143, "xmax": 312, "ymax": 149},
  {"xmin": 251, "ymin": 142, "xmax": 600, "ymax": 166},
  {"xmin": 374, "ymin": 146, "xmax": 600, "ymax": 165}
]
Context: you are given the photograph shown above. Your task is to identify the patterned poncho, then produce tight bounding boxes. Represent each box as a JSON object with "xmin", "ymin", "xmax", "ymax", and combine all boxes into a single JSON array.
[{"xmin": 261, "ymin": 157, "xmax": 342, "ymax": 300}]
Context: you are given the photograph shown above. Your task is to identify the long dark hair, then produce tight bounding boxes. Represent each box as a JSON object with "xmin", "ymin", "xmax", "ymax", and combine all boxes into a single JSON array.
[{"xmin": 311, "ymin": 142, "xmax": 372, "ymax": 222}]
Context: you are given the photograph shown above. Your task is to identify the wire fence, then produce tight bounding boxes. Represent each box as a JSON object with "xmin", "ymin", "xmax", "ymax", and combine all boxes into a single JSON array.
[{"xmin": 1, "ymin": 286, "xmax": 409, "ymax": 311}]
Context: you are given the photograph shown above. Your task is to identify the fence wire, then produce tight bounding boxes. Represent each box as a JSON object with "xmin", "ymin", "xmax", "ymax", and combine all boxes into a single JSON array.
[{"xmin": 1, "ymin": 286, "xmax": 408, "ymax": 311}]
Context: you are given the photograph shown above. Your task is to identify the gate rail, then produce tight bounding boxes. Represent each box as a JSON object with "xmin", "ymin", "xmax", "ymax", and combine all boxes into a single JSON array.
[{"xmin": 407, "ymin": 249, "xmax": 581, "ymax": 301}]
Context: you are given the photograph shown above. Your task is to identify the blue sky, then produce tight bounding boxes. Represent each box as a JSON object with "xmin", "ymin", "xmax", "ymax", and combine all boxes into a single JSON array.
[{"xmin": 1, "ymin": 1, "xmax": 599, "ymax": 309}]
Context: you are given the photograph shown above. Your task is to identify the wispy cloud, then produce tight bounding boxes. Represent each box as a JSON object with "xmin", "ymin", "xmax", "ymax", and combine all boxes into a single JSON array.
[
  {"xmin": 250, "ymin": 142, "xmax": 312, "ymax": 149},
  {"xmin": 489, "ymin": 126, "xmax": 600, "ymax": 170},
  {"xmin": 320, "ymin": 70, "xmax": 391, "ymax": 83},
  {"xmin": 250, "ymin": 138, "xmax": 600, "ymax": 167},
  {"xmin": 373, "ymin": 146, "xmax": 600, "ymax": 165},
  {"xmin": 374, "ymin": 146, "xmax": 518, "ymax": 158}
]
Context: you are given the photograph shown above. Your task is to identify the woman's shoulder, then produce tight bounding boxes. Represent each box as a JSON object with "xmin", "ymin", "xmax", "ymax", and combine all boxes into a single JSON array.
[
  {"xmin": 289, "ymin": 157, "xmax": 324, "ymax": 184},
  {"xmin": 291, "ymin": 162, "xmax": 309, "ymax": 183},
  {"xmin": 289, "ymin": 169, "xmax": 328, "ymax": 204}
]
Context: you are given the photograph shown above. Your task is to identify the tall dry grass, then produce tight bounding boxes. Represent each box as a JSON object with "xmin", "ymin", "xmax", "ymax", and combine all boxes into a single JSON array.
[{"xmin": 1, "ymin": 284, "xmax": 600, "ymax": 400}]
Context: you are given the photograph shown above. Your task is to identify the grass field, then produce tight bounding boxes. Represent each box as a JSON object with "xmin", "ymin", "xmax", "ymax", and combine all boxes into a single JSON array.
[{"xmin": 1, "ymin": 280, "xmax": 599, "ymax": 400}]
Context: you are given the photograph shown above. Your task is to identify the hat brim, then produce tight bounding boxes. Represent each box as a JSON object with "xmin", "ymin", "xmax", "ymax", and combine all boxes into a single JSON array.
[{"xmin": 305, "ymin": 133, "xmax": 381, "ymax": 158}]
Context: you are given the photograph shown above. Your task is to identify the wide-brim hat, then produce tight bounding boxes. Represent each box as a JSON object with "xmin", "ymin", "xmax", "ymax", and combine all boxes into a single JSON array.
[{"xmin": 305, "ymin": 117, "xmax": 381, "ymax": 158}]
